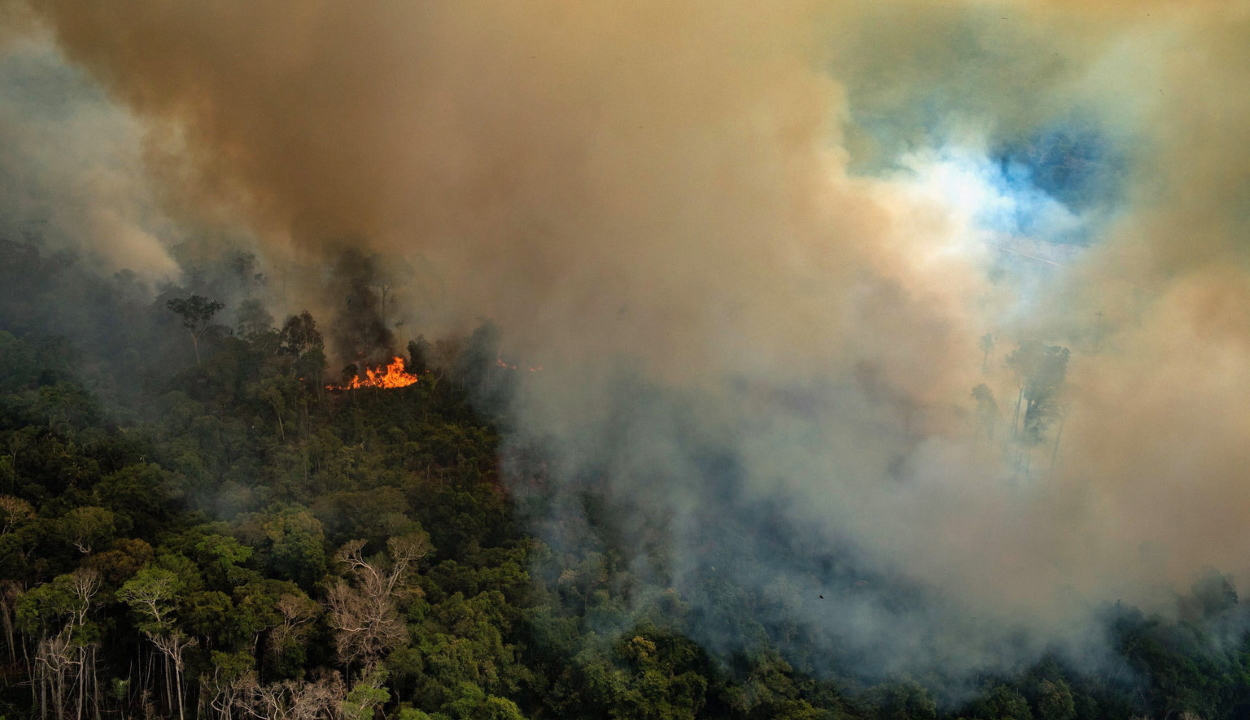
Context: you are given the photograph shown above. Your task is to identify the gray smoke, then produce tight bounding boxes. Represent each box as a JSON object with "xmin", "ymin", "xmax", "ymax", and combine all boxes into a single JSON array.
[{"xmin": 7, "ymin": 0, "xmax": 1250, "ymax": 683}]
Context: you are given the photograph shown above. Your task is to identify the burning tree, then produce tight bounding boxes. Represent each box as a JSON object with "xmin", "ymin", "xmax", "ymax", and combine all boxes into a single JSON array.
[{"xmin": 326, "ymin": 357, "xmax": 418, "ymax": 391}]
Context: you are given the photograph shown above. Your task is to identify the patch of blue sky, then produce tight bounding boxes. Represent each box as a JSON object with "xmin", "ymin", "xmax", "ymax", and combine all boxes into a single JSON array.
[
  {"xmin": 978, "ymin": 149, "xmax": 1089, "ymax": 246},
  {"xmin": 988, "ymin": 124, "xmax": 1126, "ymax": 246},
  {"xmin": 894, "ymin": 142, "xmax": 1087, "ymax": 247},
  {"xmin": 891, "ymin": 125, "xmax": 1126, "ymax": 249},
  {"xmin": 992, "ymin": 125, "xmax": 1124, "ymax": 212},
  {"xmin": 847, "ymin": 98, "xmax": 1127, "ymax": 248}
]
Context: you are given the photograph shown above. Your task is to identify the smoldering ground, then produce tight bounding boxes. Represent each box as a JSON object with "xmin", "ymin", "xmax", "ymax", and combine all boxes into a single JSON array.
[{"xmin": 6, "ymin": 0, "xmax": 1250, "ymax": 689}]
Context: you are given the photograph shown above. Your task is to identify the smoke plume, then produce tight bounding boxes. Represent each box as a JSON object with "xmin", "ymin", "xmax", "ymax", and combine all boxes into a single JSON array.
[{"xmin": 8, "ymin": 0, "xmax": 1250, "ymax": 681}]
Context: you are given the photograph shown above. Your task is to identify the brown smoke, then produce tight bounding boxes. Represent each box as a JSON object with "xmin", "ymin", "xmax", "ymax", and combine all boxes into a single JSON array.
[{"xmin": 12, "ymin": 0, "xmax": 1250, "ymax": 667}]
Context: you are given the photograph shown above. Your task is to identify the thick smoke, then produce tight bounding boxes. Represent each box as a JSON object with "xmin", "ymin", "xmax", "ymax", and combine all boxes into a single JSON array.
[
  {"xmin": 0, "ymin": 24, "xmax": 178, "ymax": 277},
  {"xmin": 328, "ymin": 250, "xmax": 396, "ymax": 366},
  {"xmin": 9, "ymin": 0, "xmax": 1250, "ymax": 682}
]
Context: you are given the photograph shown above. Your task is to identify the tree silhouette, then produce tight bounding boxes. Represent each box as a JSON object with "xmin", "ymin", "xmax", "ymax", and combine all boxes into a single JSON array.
[
  {"xmin": 166, "ymin": 295, "xmax": 224, "ymax": 365},
  {"xmin": 1006, "ymin": 342, "xmax": 1070, "ymax": 444},
  {"xmin": 979, "ymin": 333, "xmax": 995, "ymax": 373}
]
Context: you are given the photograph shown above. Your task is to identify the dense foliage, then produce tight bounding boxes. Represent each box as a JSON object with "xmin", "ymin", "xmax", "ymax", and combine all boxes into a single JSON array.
[{"xmin": 3, "ymin": 238, "xmax": 1250, "ymax": 720}]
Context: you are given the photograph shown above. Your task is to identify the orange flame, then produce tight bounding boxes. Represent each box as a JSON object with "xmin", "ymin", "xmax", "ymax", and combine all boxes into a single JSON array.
[
  {"xmin": 326, "ymin": 357, "xmax": 418, "ymax": 390},
  {"xmin": 496, "ymin": 351, "xmax": 543, "ymax": 373}
]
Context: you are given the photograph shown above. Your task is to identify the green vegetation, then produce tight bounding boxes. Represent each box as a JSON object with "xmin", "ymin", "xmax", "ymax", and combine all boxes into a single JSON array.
[{"xmin": 2, "ymin": 238, "xmax": 1250, "ymax": 720}]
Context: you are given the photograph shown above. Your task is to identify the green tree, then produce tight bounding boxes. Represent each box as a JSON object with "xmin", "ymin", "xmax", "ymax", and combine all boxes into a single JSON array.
[
  {"xmin": 192, "ymin": 531, "xmax": 255, "ymax": 586},
  {"xmin": 93, "ymin": 463, "xmax": 171, "ymax": 535},
  {"xmin": 167, "ymin": 294, "xmax": 226, "ymax": 365},
  {"xmin": 252, "ymin": 375, "xmax": 301, "ymax": 441},
  {"xmin": 233, "ymin": 579, "xmax": 320, "ymax": 677},
  {"xmin": 341, "ymin": 668, "xmax": 392, "ymax": 720},
  {"xmin": 263, "ymin": 507, "xmax": 327, "ymax": 588},
  {"xmin": 280, "ymin": 311, "xmax": 324, "ymax": 356},
  {"xmin": 871, "ymin": 682, "xmax": 936, "ymax": 720},
  {"xmin": 437, "ymin": 681, "xmax": 527, "ymax": 720},
  {"xmin": 119, "ymin": 566, "xmax": 196, "ymax": 720},
  {"xmin": 56, "ymin": 506, "xmax": 116, "ymax": 554},
  {"xmin": 0, "ymin": 495, "xmax": 34, "ymax": 535},
  {"xmin": 237, "ymin": 297, "xmax": 275, "ymax": 338},
  {"xmin": 1036, "ymin": 680, "xmax": 1076, "ymax": 720},
  {"xmin": 970, "ymin": 684, "xmax": 1032, "ymax": 720},
  {"xmin": 16, "ymin": 569, "xmax": 103, "ymax": 720}
]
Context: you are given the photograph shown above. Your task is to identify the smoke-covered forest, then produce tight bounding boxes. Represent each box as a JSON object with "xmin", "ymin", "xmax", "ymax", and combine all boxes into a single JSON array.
[
  {"xmin": 5, "ymin": 1, "xmax": 1250, "ymax": 719},
  {"xmin": 1, "ymin": 239, "xmax": 1249, "ymax": 720}
]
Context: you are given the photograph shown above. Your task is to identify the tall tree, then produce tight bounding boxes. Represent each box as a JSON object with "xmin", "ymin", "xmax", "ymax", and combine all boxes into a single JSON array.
[
  {"xmin": 167, "ymin": 295, "xmax": 225, "ymax": 365},
  {"xmin": 326, "ymin": 532, "xmax": 428, "ymax": 677},
  {"xmin": 279, "ymin": 312, "xmax": 323, "ymax": 357},
  {"xmin": 971, "ymin": 384, "xmax": 998, "ymax": 442},
  {"xmin": 119, "ymin": 567, "xmax": 197, "ymax": 720},
  {"xmin": 1006, "ymin": 342, "xmax": 1070, "ymax": 479},
  {"xmin": 980, "ymin": 333, "xmax": 995, "ymax": 374},
  {"xmin": 236, "ymin": 299, "xmax": 274, "ymax": 339},
  {"xmin": 1006, "ymin": 342, "xmax": 1070, "ymax": 443}
]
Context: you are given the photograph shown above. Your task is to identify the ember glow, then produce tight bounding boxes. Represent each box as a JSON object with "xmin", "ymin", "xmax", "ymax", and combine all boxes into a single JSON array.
[{"xmin": 326, "ymin": 357, "xmax": 417, "ymax": 391}]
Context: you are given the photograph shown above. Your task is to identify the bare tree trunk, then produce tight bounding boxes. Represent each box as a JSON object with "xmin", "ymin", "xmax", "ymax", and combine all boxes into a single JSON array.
[
  {"xmin": 150, "ymin": 649, "xmax": 157, "ymax": 708},
  {"xmin": 90, "ymin": 647, "xmax": 103, "ymax": 720},
  {"xmin": 76, "ymin": 645, "xmax": 86, "ymax": 720},
  {"xmin": 25, "ymin": 640, "xmax": 39, "ymax": 718},
  {"xmin": 37, "ymin": 634, "xmax": 71, "ymax": 720},
  {"xmin": 271, "ymin": 400, "xmax": 286, "ymax": 441},
  {"xmin": 164, "ymin": 655, "xmax": 174, "ymax": 719},
  {"xmin": 39, "ymin": 656, "xmax": 47, "ymax": 720},
  {"xmin": 0, "ymin": 585, "xmax": 16, "ymax": 666},
  {"xmin": 149, "ymin": 633, "xmax": 195, "ymax": 720},
  {"xmin": 142, "ymin": 650, "xmax": 154, "ymax": 713},
  {"xmin": 174, "ymin": 658, "xmax": 186, "ymax": 720}
]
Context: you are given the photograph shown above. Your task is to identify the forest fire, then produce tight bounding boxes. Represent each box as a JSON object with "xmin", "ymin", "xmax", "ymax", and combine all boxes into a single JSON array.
[{"xmin": 326, "ymin": 356, "xmax": 418, "ymax": 390}]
